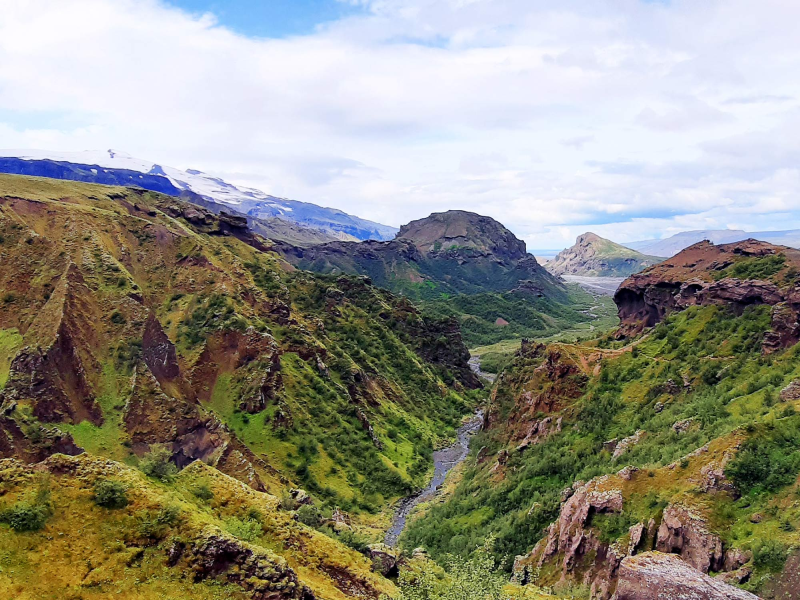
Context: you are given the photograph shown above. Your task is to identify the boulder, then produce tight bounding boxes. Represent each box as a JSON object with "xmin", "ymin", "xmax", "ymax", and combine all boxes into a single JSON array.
[
  {"xmin": 613, "ymin": 431, "xmax": 645, "ymax": 459},
  {"xmin": 367, "ymin": 544, "xmax": 400, "ymax": 577},
  {"xmin": 655, "ymin": 504, "xmax": 724, "ymax": 573},
  {"xmin": 615, "ymin": 552, "xmax": 759, "ymax": 600},
  {"xmin": 780, "ymin": 379, "xmax": 800, "ymax": 402}
]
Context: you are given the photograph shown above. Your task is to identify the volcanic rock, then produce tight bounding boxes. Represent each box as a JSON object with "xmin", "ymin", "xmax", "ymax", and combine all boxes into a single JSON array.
[{"xmin": 615, "ymin": 552, "xmax": 759, "ymax": 600}]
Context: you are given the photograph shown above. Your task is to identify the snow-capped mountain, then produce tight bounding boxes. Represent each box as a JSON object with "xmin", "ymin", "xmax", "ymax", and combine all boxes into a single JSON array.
[{"xmin": 0, "ymin": 149, "xmax": 397, "ymax": 241}]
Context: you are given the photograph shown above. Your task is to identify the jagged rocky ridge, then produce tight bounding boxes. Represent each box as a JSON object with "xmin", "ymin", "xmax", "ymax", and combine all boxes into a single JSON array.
[{"xmin": 614, "ymin": 239, "xmax": 800, "ymax": 351}]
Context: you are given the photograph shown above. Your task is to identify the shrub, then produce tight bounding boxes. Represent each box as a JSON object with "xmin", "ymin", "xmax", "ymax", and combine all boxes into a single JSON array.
[
  {"xmin": 296, "ymin": 504, "xmax": 322, "ymax": 528},
  {"xmin": 139, "ymin": 446, "xmax": 178, "ymax": 483},
  {"xmin": 109, "ymin": 310, "xmax": 126, "ymax": 325},
  {"xmin": 395, "ymin": 538, "xmax": 508, "ymax": 600},
  {"xmin": 0, "ymin": 475, "xmax": 53, "ymax": 532},
  {"xmin": 192, "ymin": 484, "xmax": 214, "ymax": 501},
  {"xmin": 0, "ymin": 503, "xmax": 50, "ymax": 532},
  {"xmin": 93, "ymin": 479, "xmax": 129, "ymax": 509},
  {"xmin": 137, "ymin": 505, "xmax": 182, "ymax": 540},
  {"xmin": 225, "ymin": 516, "xmax": 262, "ymax": 542},
  {"xmin": 338, "ymin": 528, "xmax": 370, "ymax": 554},
  {"xmin": 726, "ymin": 419, "xmax": 800, "ymax": 495},
  {"xmin": 753, "ymin": 539, "xmax": 789, "ymax": 572}
]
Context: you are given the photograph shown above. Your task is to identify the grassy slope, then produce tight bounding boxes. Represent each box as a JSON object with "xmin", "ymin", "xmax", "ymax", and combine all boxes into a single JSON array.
[
  {"xmin": 402, "ymin": 304, "xmax": 800, "ymax": 595},
  {"xmin": 470, "ymin": 291, "xmax": 618, "ymax": 373},
  {"xmin": 0, "ymin": 453, "xmax": 393, "ymax": 600},
  {"xmin": 0, "ymin": 174, "xmax": 475, "ymax": 520}
]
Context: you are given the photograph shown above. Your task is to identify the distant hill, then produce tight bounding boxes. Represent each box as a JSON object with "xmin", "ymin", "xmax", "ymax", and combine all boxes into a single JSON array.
[
  {"xmin": 626, "ymin": 229, "xmax": 800, "ymax": 257},
  {"xmin": 278, "ymin": 210, "xmax": 604, "ymax": 348},
  {"xmin": 279, "ymin": 210, "xmax": 565, "ymax": 300},
  {"xmin": 547, "ymin": 232, "xmax": 662, "ymax": 277},
  {"xmin": 0, "ymin": 150, "xmax": 397, "ymax": 242}
]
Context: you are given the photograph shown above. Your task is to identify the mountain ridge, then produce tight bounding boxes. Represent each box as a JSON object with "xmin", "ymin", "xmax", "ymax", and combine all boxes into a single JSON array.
[{"xmin": 0, "ymin": 150, "xmax": 397, "ymax": 242}]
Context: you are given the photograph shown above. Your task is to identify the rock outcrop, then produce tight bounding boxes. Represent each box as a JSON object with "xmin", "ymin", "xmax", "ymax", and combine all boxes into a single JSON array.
[
  {"xmin": 614, "ymin": 239, "xmax": 800, "ymax": 348},
  {"xmin": 615, "ymin": 552, "xmax": 759, "ymax": 600},
  {"xmin": 278, "ymin": 210, "xmax": 565, "ymax": 300},
  {"xmin": 654, "ymin": 504, "xmax": 724, "ymax": 573}
]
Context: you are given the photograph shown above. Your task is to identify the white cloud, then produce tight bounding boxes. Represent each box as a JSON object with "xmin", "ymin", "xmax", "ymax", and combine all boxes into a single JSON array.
[{"xmin": 1, "ymin": 0, "xmax": 800, "ymax": 248}]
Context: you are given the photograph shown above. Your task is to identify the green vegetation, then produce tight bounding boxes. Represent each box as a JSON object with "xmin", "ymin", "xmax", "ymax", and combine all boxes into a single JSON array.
[
  {"xmin": 403, "ymin": 304, "xmax": 800, "ymax": 577},
  {"xmin": 0, "ymin": 328, "xmax": 23, "ymax": 390},
  {"xmin": 752, "ymin": 539, "xmax": 789, "ymax": 572},
  {"xmin": 421, "ymin": 287, "xmax": 601, "ymax": 348},
  {"xmin": 225, "ymin": 515, "xmax": 262, "ymax": 542},
  {"xmin": 139, "ymin": 446, "xmax": 179, "ymax": 483},
  {"xmin": 0, "ymin": 476, "xmax": 53, "ymax": 532},
  {"xmin": 393, "ymin": 540, "xmax": 509, "ymax": 600},
  {"xmin": 93, "ymin": 479, "xmax": 129, "ymax": 509},
  {"xmin": 726, "ymin": 419, "xmax": 800, "ymax": 495},
  {"xmin": 712, "ymin": 254, "xmax": 787, "ymax": 282}
]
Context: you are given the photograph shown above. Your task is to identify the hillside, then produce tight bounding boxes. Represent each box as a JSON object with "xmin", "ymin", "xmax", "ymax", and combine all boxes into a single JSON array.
[
  {"xmin": 0, "ymin": 151, "xmax": 397, "ymax": 241},
  {"xmin": 547, "ymin": 233, "xmax": 662, "ymax": 277},
  {"xmin": 0, "ymin": 174, "xmax": 484, "ymax": 522},
  {"xmin": 402, "ymin": 238, "xmax": 800, "ymax": 598},
  {"xmin": 0, "ymin": 453, "xmax": 393, "ymax": 599},
  {"xmin": 278, "ymin": 211, "xmax": 602, "ymax": 349},
  {"xmin": 280, "ymin": 210, "xmax": 564, "ymax": 299}
]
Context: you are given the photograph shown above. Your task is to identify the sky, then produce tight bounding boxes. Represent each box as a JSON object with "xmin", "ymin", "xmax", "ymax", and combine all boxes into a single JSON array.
[{"xmin": 2, "ymin": 0, "xmax": 800, "ymax": 250}]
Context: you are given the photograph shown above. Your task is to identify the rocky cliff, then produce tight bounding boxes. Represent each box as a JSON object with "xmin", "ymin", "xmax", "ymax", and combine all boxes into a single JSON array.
[
  {"xmin": 547, "ymin": 233, "xmax": 661, "ymax": 278},
  {"xmin": 615, "ymin": 239, "xmax": 800, "ymax": 349}
]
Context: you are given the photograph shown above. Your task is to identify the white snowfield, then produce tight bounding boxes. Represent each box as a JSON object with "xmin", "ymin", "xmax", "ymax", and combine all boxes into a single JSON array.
[{"xmin": 0, "ymin": 148, "xmax": 289, "ymax": 213}]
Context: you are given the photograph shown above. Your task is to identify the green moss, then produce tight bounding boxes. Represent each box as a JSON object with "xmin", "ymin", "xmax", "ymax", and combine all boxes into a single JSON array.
[{"xmin": 0, "ymin": 328, "xmax": 23, "ymax": 390}]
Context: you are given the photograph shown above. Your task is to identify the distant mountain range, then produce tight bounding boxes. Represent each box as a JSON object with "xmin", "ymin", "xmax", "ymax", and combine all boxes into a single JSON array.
[
  {"xmin": 625, "ymin": 229, "xmax": 800, "ymax": 257},
  {"xmin": 547, "ymin": 232, "xmax": 662, "ymax": 277},
  {"xmin": 0, "ymin": 149, "xmax": 397, "ymax": 242}
]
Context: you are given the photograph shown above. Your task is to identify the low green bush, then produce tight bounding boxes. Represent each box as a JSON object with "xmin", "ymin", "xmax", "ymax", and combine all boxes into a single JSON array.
[
  {"xmin": 93, "ymin": 479, "xmax": 129, "ymax": 509},
  {"xmin": 139, "ymin": 446, "xmax": 178, "ymax": 483}
]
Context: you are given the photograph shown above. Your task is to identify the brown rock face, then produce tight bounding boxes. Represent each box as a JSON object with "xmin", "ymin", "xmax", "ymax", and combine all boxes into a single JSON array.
[
  {"xmin": 615, "ymin": 552, "xmax": 759, "ymax": 600},
  {"xmin": 614, "ymin": 240, "xmax": 800, "ymax": 338},
  {"xmin": 614, "ymin": 239, "xmax": 800, "ymax": 349},
  {"xmin": 547, "ymin": 232, "xmax": 660, "ymax": 277},
  {"xmin": 518, "ymin": 478, "xmax": 626, "ymax": 598},
  {"xmin": 655, "ymin": 504, "xmax": 724, "ymax": 574}
]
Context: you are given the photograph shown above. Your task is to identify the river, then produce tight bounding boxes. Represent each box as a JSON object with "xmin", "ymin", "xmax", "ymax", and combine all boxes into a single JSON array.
[{"xmin": 384, "ymin": 410, "xmax": 483, "ymax": 547}]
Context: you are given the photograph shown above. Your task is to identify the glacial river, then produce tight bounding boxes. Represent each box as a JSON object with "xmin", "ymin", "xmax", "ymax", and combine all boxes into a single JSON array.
[{"xmin": 384, "ymin": 410, "xmax": 483, "ymax": 547}]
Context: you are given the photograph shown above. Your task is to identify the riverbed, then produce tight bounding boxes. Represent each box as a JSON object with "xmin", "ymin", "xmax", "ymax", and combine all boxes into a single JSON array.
[
  {"xmin": 562, "ymin": 274, "xmax": 625, "ymax": 296},
  {"xmin": 384, "ymin": 410, "xmax": 483, "ymax": 547}
]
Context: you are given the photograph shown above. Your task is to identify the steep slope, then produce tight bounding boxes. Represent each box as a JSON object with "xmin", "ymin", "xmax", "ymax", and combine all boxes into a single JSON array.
[
  {"xmin": 547, "ymin": 232, "xmax": 661, "ymax": 277},
  {"xmin": 627, "ymin": 229, "xmax": 800, "ymax": 257},
  {"xmin": 0, "ymin": 151, "xmax": 397, "ymax": 241},
  {"xmin": 0, "ymin": 174, "xmax": 479, "ymax": 520},
  {"xmin": 403, "ymin": 246, "xmax": 800, "ymax": 598},
  {"xmin": 0, "ymin": 453, "xmax": 393, "ymax": 600},
  {"xmin": 278, "ymin": 211, "xmax": 600, "ymax": 348}
]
